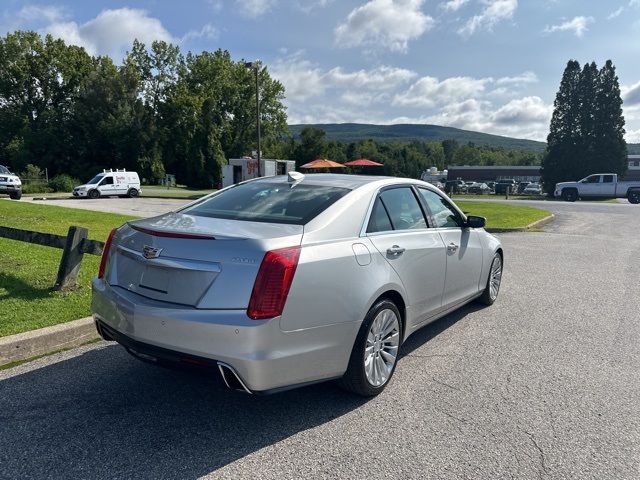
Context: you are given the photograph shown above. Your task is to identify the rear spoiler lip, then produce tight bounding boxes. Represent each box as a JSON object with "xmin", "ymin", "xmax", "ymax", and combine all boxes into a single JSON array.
[{"xmin": 129, "ymin": 224, "xmax": 216, "ymax": 240}]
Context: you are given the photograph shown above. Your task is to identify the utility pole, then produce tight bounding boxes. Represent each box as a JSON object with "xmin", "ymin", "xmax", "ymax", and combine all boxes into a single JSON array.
[{"xmin": 244, "ymin": 61, "xmax": 261, "ymax": 177}]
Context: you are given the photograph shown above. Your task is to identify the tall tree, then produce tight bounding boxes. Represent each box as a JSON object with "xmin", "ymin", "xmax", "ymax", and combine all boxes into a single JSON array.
[
  {"xmin": 541, "ymin": 60, "xmax": 583, "ymax": 193},
  {"xmin": 542, "ymin": 59, "xmax": 627, "ymax": 193},
  {"xmin": 593, "ymin": 60, "xmax": 627, "ymax": 175}
]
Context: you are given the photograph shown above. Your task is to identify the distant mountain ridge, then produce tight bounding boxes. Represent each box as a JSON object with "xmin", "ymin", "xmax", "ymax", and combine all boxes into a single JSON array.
[
  {"xmin": 288, "ymin": 123, "xmax": 546, "ymax": 152},
  {"xmin": 289, "ymin": 122, "xmax": 640, "ymax": 155}
]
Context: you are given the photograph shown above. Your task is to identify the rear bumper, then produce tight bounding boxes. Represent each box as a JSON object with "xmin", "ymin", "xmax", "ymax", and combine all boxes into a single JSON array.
[{"xmin": 91, "ymin": 278, "xmax": 358, "ymax": 392}]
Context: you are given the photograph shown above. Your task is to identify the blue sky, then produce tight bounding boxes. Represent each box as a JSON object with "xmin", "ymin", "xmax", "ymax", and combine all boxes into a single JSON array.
[{"xmin": 2, "ymin": 0, "xmax": 640, "ymax": 142}]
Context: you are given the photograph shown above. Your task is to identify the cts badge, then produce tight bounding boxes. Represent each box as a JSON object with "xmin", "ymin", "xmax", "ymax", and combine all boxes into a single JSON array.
[{"xmin": 142, "ymin": 245, "xmax": 162, "ymax": 259}]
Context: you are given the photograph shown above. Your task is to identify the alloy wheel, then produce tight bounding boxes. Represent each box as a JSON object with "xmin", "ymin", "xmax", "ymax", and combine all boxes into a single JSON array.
[
  {"xmin": 364, "ymin": 308, "xmax": 400, "ymax": 387},
  {"xmin": 489, "ymin": 255, "xmax": 503, "ymax": 301}
]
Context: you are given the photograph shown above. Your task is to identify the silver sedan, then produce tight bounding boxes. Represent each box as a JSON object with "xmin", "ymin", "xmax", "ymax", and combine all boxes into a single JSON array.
[{"xmin": 92, "ymin": 174, "xmax": 503, "ymax": 396}]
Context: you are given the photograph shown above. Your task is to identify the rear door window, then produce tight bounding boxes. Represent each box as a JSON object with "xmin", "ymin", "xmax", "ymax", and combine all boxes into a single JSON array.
[
  {"xmin": 378, "ymin": 187, "xmax": 427, "ymax": 231},
  {"xmin": 602, "ymin": 175, "xmax": 614, "ymax": 183},
  {"xmin": 182, "ymin": 182, "xmax": 350, "ymax": 225}
]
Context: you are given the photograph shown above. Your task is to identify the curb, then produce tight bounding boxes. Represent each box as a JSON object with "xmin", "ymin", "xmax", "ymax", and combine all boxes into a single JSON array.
[
  {"xmin": 0, "ymin": 317, "xmax": 99, "ymax": 367},
  {"xmin": 486, "ymin": 213, "xmax": 555, "ymax": 233}
]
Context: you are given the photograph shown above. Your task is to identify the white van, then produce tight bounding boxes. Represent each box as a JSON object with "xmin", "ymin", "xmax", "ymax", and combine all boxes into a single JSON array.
[{"xmin": 73, "ymin": 169, "xmax": 141, "ymax": 199}]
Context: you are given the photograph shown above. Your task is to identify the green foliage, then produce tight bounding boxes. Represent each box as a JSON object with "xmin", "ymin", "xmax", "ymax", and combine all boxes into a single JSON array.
[
  {"xmin": 542, "ymin": 59, "xmax": 627, "ymax": 193},
  {"xmin": 49, "ymin": 174, "xmax": 79, "ymax": 192},
  {"xmin": 0, "ymin": 31, "xmax": 288, "ymax": 188}
]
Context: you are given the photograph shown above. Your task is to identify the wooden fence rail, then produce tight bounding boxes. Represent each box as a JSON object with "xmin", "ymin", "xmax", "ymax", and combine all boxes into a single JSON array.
[{"xmin": 0, "ymin": 225, "xmax": 105, "ymax": 290}]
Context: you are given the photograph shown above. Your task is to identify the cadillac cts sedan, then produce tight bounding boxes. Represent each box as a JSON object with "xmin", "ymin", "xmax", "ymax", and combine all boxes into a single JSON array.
[{"xmin": 92, "ymin": 174, "xmax": 503, "ymax": 396}]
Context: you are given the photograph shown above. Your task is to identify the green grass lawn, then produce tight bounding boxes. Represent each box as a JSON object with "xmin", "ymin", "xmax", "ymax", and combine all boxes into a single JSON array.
[
  {"xmin": 0, "ymin": 201, "xmax": 137, "ymax": 337},
  {"xmin": 456, "ymin": 201, "xmax": 550, "ymax": 229}
]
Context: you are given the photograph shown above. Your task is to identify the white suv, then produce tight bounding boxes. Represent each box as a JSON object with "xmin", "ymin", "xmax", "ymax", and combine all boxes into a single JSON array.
[{"xmin": 0, "ymin": 165, "xmax": 22, "ymax": 200}]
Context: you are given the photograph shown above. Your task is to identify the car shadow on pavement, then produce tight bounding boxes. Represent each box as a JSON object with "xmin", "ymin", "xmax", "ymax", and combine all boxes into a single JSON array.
[
  {"xmin": 0, "ymin": 304, "xmax": 481, "ymax": 480},
  {"xmin": 399, "ymin": 302, "xmax": 486, "ymax": 359},
  {"xmin": 0, "ymin": 345, "xmax": 368, "ymax": 479}
]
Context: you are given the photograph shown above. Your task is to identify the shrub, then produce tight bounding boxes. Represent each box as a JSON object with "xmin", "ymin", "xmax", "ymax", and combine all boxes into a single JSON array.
[
  {"xmin": 21, "ymin": 182, "xmax": 53, "ymax": 194},
  {"xmin": 49, "ymin": 174, "xmax": 79, "ymax": 193}
]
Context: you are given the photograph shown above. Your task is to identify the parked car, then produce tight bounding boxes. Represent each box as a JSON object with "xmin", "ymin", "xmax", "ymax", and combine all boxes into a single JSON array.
[
  {"xmin": 73, "ymin": 169, "xmax": 141, "ymax": 199},
  {"xmin": 523, "ymin": 183, "xmax": 542, "ymax": 195},
  {"xmin": 486, "ymin": 181, "xmax": 496, "ymax": 192},
  {"xmin": 92, "ymin": 174, "xmax": 504, "ymax": 396},
  {"xmin": 494, "ymin": 179, "xmax": 517, "ymax": 195},
  {"xmin": 517, "ymin": 181, "xmax": 531, "ymax": 193},
  {"xmin": 444, "ymin": 180, "xmax": 467, "ymax": 194},
  {"xmin": 0, "ymin": 165, "xmax": 22, "ymax": 200},
  {"xmin": 467, "ymin": 182, "xmax": 491, "ymax": 195},
  {"xmin": 554, "ymin": 173, "xmax": 640, "ymax": 203}
]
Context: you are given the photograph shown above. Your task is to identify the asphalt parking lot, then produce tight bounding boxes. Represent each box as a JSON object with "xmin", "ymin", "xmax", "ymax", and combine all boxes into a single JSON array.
[
  {"xmin": 28, "ymin": 196, "xmax": 192, "ymax": 217},
  {"xmin": 1, "ymin": 200, "xmax": 638, "ymax": 479}
]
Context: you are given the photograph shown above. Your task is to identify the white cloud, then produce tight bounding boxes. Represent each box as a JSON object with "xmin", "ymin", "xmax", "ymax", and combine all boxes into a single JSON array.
[
  {"xmin": 334, "ymin": 0, "xmax": 435, "ymax": 53},
  {"xmin": 440, "ymin": 0, "xmax": 469, "ymax": 12},
  {"xmin": 235, "ymin": 0, "xmax": 278, "ymax": 18},
  {"xmin": 607, "ymin": 7, "xmax": 624, "ymax": 20},
  {"xmin": 271, "ymin": 54, "xmax": 417, "ymax": 101},
  {"xmin": 544, "ymin": 16, "xmax": 594, "ymax": 38},
  {"xmin": 393, "ymin": 76, "xmax": 492, "ymax": 107},
  {"xmin": 296, "ymin": 0, "xmax": 334, "ymax": 13},
  {"xmin": 490, "ymin": 96, "xmax": 552, "ymax": 125},
  {"xmin": 15, "ymin": 5, "xmax": 66, "ymax": 23},
  {"xmin": 30, "ymin": 8, "xmax": 174, "ymax": 58},
  {"xmin": 622, "ymin": 81, "xmax": 640, "ymax": 106},
  {"xmin": 458, "ymin": 0, "xmax": 517, "ymax": 37},
  {"xmin": 495, "ymin": 71, "xmax": 538, "ymax": 85},
  {"xmin": 181, "ymin": 24, "xmax": 219, "ymax": 43}
]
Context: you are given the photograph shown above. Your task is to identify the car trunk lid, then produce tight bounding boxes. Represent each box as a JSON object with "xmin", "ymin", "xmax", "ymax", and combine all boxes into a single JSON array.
[{"xmin": 107, "ymin": 212, "xmax": 303, "ymax": 309}]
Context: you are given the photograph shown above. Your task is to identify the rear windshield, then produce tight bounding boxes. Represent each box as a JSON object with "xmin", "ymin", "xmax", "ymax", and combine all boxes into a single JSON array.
[{"xmin": 182, "ymin": 182, "xmax": 351, "ymax": 225}]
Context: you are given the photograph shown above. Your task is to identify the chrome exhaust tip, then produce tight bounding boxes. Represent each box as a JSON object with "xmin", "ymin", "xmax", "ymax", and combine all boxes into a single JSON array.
[{"xmin": 217, "ymin": 362, "xmax": 252, "ymax": 394}]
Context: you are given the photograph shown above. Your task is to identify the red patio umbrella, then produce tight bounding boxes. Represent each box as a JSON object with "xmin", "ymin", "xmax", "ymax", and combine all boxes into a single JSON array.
[
  {"xmin": 344, "ymin": 158, "xmax": 383, "ymax": 167},
  {"xmin": 300, "ymin": 159, "xmax": 345, "ymax": 169}
]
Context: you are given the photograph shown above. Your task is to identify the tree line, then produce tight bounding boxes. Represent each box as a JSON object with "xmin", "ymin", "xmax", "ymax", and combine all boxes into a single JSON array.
[
  {"xmin": 542, "ymin": 59, "xmax": 627, "ymax": 193},
  {"xmin": 0, "ymin": 31, "xmax": 287, "ymax": 188}
]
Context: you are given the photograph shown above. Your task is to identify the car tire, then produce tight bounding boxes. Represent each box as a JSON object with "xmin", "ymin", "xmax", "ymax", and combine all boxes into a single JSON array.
[
  {"xmin": 88, "ymin": 189, "xmax": 100, "ymax": 199},
  {"xmin": 561, "ymin": 189, "xmax": 577, "ymax": 202},
  {"xmin": 9, "ymin": 192, "xmax": 21, "ymax": 200},
  {"xmin": 127, "ymin": 188, "xmax": 139, "ymax": 198},
  {"xmin": 478, "ymin": 252, "xmax": 503, "ymax": 306},
  {"xmin": 628, "ymin": 190, "xmax": 640, "ymax": 204},
  {"xmin": 340, "ymin": 299, "xmax": 402, "ymax": 397}
]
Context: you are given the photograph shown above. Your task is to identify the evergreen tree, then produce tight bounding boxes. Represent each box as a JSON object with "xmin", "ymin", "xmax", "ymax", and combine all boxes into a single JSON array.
[
  {"xmin": 542, "ymin": 60, "xmax": 582, "ymax": 193},
  {"xmin": 593, "ymin": 60, "xmax": 627, "ymax": 176},
  {"xmin": 542, "ymin": 59, "xmax": 627, "ymax": 194}
]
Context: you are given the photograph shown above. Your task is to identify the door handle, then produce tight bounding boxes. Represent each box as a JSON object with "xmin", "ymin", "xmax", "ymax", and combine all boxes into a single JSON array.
[
  {"xmin": 386, "ymin": 245, "xmax": 405, "ymax": 256},
  {"xmin": 447, "ymin": 243, "xmax": 459, "ymax": 253}
]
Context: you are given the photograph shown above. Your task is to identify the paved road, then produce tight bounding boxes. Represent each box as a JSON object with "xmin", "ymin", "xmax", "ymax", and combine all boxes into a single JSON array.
[
  {"xmin": 1, "ymin": 201, "xmax": 639, "ymax": 479},
  {"xmin": 27, "ymin": 196, "xmax": 192, "ymax": 217}
]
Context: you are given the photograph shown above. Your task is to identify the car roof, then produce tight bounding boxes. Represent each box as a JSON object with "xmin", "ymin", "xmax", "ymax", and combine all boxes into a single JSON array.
[{"xmin": 250, "ymin": 173, "xmax": 421, "ymax": 190}]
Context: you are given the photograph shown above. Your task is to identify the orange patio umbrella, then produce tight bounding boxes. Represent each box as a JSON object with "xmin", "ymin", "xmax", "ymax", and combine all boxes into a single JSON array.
[
  {"xmin": 300, "ymin": 159, "xmax": 346, "ymax": 169},
  {"xmin": 344, "ymin": 158, "xmax": 383, "ymax": 167}
]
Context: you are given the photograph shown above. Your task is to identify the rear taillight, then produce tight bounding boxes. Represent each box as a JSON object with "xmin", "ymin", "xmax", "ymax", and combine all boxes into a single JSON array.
[
  {"xmin": 247, "ymin": 246, "xmax": 301, "ymax": 320},
  {"xmin": 98, "ymin": 228, "xmax": 117, "ymax": 279}
]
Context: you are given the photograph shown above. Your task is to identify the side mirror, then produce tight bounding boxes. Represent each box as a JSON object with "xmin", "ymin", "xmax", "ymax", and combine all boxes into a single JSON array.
[{"xmin": 465, "ymin": 215, "xmax": 486, "ymax": 229}]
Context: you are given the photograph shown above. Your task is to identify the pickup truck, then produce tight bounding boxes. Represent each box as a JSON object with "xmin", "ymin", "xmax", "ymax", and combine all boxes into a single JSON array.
[{"xmin": 554, "ymin": 173, "xmax": 640, "ymax": 204}]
